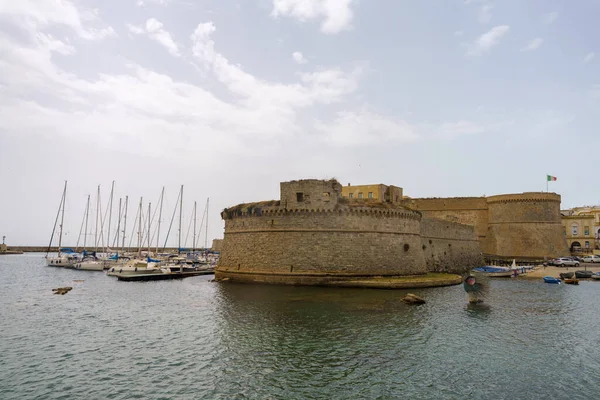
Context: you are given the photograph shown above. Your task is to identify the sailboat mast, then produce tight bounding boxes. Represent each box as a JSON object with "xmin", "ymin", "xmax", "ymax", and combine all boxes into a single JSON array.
[
  {"xmin": 95, "ymin": 185, "xmax": 100, "ymax": 252},
  {"xmin": 193, "ymin": 201, "xmax": 197, "ymax": 251},
  {"xmin": 148, "ymin": 202, "xmax": 151, "ymax": 256},
  {"xmin": 122, "ymin": 196, "xmax": 129, "ymax": 253},
  {"xmin": 114, "ymin": 198, "xmax": 122, "ymax": 249},
  {"xmin": 205, "ymin": 198, "xmax": 209, "ymax": 250},
  {"xmin": 138, "ymin": 197, "xmax": 143, "ymax": 258},
  {"xmin": 156, "ymin": 187, "xmax": 164, "ymax": 254},
  {"xmin": 107, "ymin": 181, "xmax": 114, "ymax": 252},
  {"xmin": 57, "ymin": 181, "xmax": 67, "ymax": 256},
  {"xmin": 178, "ymin": 185, "xmax": 183, "ymax": 254},
  {"xmin": 75, "ymin": 195, "xmax": 88, "ymax": 252},
  {"xmin": 84, "ymin": 194, "xmax": 90, "ymax": 251}
]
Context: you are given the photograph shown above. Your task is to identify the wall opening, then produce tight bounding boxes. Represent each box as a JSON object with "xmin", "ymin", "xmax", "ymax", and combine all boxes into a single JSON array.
[{"xmin": 296, "ymin": 192, "xmax": 304, "ymax": 202}]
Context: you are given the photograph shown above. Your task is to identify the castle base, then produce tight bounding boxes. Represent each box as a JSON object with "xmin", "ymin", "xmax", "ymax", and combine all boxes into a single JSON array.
[{"xmin": 214, "ymin": 270, "xmax": 463, "ymax": 289}]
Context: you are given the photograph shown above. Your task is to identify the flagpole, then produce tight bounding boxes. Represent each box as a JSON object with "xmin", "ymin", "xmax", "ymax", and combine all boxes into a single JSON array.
[{"xmin": 546, "ymin": 174, "xmax": 548, "ymax": 193}]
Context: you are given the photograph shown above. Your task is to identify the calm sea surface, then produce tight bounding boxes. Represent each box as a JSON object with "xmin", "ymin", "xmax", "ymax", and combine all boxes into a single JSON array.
[{"xmin": 1, "ymin": 253, "xmax": 600, "ymax": 399}]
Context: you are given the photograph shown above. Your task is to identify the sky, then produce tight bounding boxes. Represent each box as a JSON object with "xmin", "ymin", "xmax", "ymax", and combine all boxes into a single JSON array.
[{"xmin": 1, "ymin": 0, "xmax": 599, "ymax": 246}]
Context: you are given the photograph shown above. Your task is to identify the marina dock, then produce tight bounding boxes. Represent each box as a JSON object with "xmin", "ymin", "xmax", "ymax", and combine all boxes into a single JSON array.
[{"xmin": 115, "ymin": 270, "xmax": 214, "ymax": 282}]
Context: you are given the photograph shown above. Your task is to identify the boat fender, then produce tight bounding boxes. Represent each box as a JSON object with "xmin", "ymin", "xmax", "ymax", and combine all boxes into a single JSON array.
[
  {"xmin": 134, "ymin": 267, "xmax": 137, "ymax": 271},
  {"xmin": 119, "ymin": 269, "xmax": 122, "ymax": 273},
  {"xmin": 111, "ymin": 268, "xmax": 114, "ymax": 272}
]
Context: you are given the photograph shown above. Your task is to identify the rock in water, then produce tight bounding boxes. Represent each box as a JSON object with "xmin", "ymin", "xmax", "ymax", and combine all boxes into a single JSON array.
[
  {"xmin": 402, "ymin": 293, "xmax": 426, "ymax": 305},
  {"xmin": 52, "ymin": 287, "xmax": 73, "ymax": 295}
]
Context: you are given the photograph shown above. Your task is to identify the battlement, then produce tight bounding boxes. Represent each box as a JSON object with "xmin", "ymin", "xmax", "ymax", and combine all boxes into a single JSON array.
[{"xmin": 486, "ymin": 192, "xmax": 561, "ymax": 204}]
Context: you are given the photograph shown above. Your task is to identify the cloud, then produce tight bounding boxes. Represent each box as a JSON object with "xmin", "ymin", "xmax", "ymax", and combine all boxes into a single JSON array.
[
  {"xmin": 35, "ymin": 33, "xmax": 76, "ymax": 55},
  {"xmin": 127, "ymin": 18, "xmax": 180, "ymax": 56},
  {"xmin": 544, "ymin": 11, "xmax": 558, "ymax": 24},
  {"xmin": 467, "ymin": 25, "xmax": 510, "ymax": 55},
  {"xmin": 454, "ymin": 30, "xmax": 464, "ymax": 37},
  {"xmin": 190, "ymin": 21, "xmax": 361, "ymax": 110},
  {"xmin": 271, "ymin": 0, "xmax": 355, "ymax": 34},
  {"xmin": 438, "ymin": 120, "xmax": 487, "ymax": 138},
  {"xmin": 292, "ymin": 51, "xmax": 307, "ymax": 64},
  {"xmin": 0, "ymin": 12, "xmax": 367, "ymax": 167},
  {"xmin": 477, "ymin": 3, "xmax": 493, "ymax": 24},
  {"xmin": 584, "ymin": 52, "xmax": 595, "ymax": 63},
  {"xmin": 0, "ymin": 0, "xmax": 116, "ymax": 41},
  {"xmin": 316, "ymin": 109, "xmax": 419, "ymax": 147},
  {"xmin": 521, "ymin": 38, "xmax": 543, "ymax": 52},
  {"xmin": 136, "ymin": 0, "xmax": 171, "ymax": 6}
]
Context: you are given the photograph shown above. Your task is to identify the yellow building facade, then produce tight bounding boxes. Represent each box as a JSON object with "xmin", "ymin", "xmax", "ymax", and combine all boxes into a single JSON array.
[
  {"xmin": 341, "ymin": 184, "xmax": 403, "ymax": 203},
  {"xmin": 561, "ymin": 206, "xmax": 600, "ymax": 253}
]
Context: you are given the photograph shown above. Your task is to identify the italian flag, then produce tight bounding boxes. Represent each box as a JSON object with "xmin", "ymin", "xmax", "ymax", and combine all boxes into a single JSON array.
[{"xmin": 547, "ymin": 175, "xmax": 557, "ymax": 181}]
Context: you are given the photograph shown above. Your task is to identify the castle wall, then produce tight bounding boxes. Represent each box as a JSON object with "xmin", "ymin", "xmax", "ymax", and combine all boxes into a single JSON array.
[
  {"xmin": 403, "ymin": 197, "xmax": 490, "ymax": 252},
  {"xmin": 218, "ymin": 208, "xmax": 428, "ymax": 279},
  {"xmin": 420, "ymin": 218, "xmax": 484, "ymax": 274},
  {"xmin": 485, "ymin": 193, "xmax": 568, "ymax": 259}
]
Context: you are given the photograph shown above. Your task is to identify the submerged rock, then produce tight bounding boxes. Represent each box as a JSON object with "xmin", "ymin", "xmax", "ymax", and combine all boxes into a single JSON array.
[
  {"xmin": 402, "ymin": 293, "xmax": 426, "ymax": 305},
  {"xmin": 52, "ymin": 287, "xmax": 73, "ymax": 295}
]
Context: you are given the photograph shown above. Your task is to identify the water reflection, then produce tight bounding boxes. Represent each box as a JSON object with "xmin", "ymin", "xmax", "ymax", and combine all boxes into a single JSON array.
[{"xmin": 465, "ymin": 302, "xmax": 492, "ymax": 319}]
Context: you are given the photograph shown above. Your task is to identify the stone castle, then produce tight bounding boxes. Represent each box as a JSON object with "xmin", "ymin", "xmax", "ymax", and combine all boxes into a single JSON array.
[
  {"xmin": 217, "ymin": 180, "xmax": 482, "ymax": 286},
  {"xmin": 215, "ymin": 179, "xmax": 568, "ymax": 286}
]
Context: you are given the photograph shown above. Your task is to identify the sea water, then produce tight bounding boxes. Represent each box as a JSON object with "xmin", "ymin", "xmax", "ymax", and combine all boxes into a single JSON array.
[{"xmin": 1, "ymin": 253, "xmax": 599, "ymax": 399}]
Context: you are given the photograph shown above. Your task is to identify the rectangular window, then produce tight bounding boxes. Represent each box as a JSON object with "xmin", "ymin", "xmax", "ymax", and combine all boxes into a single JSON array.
[
  {"xmin": 296, "ymin": 192, "xmax": 304, "ymax": 202},
  {"xmin": 349, "ymin": 193, "xmax": 354, "ymax": 199},
  {"xmin": 586, "ymin": 241, "xmax": 590, "ymax": 248},
  {"xmin": 358, "ymin": 192, "xmax": 363, "ymax": 199},
  {"xmin": 368, "ymin": 192, "xmax": 373, "ymax": 199},
  {"xmin": 572, "ymin": 224, "xmax": 578, "ymax": 236},
  {"xmin": 585, "ymin": 226, "xmax": 589, "ymax": 236}
]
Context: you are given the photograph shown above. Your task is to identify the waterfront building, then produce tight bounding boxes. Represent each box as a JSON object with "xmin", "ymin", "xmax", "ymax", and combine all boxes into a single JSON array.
[{"xmin": 561, "ymin": 206, "xmax": 600, "ymax": 252}]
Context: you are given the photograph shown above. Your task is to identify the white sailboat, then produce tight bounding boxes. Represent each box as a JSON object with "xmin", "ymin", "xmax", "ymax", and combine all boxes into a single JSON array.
[
  {"xmin": 46, "ymin": 181, "xmax": 80, "ymax": 267},
  {"xmin": 74, "ymin": 185, "xmax": 104, "ymax": 271}
]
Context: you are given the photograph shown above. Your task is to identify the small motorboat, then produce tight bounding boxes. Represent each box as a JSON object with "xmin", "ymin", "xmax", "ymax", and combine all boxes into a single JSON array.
[
  {"xmin": 472, "ymin": 266, "xmax": 513, "ymax": 277},
  {"xmin": 559, "ymin": 272, "xmax": 574, "ymax": 279},
  {"xmin": 563, "ymin": 278, "xmax": 579, "ymax": 285},
  {"xmin": 591, "ymin": 273, "xmax": 600, "ymax": 281},
  {"xmin": 543, "ymin": 276, "xmax": 561, "ymax": 284},
  {"xmin": 575, "ymin": 270, "xmax": 594, "ymax": 279}
]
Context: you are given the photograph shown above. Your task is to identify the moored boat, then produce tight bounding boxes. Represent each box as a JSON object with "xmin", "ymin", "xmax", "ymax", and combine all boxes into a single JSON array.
[
  {"xmin": 472, "ymin": 266, "xmax": 513, "ymax": 277},
  {"xmin": 575, "ymin": 270, "xmax": 593, "ymax": 279},
  {"xmin": 543, "ymin": 276, "xmax": 561, "ymax": 284},
  {"xmin": 559, "ymin": 272, "xmax": 574, "ymax": 279},
  {"xmin": 591, "ymin": 273, "xmax": 600, "ymax": 280},
  {"xmin": 563, "ymin": 278, "xmax": 579, "ymax": 285}
]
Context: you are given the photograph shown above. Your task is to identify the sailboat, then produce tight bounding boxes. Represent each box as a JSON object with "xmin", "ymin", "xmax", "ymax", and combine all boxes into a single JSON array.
[
  {"xmin": 107, "ymin": 199, "xmax": 162, "ymax": 276},
  {"xmin": 74, "ymin": 185, "xmax": 104, "ymax": 271},
  {"xmin": 46, "ymin": 181, "xmax": 81, "ymax": 267}
]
